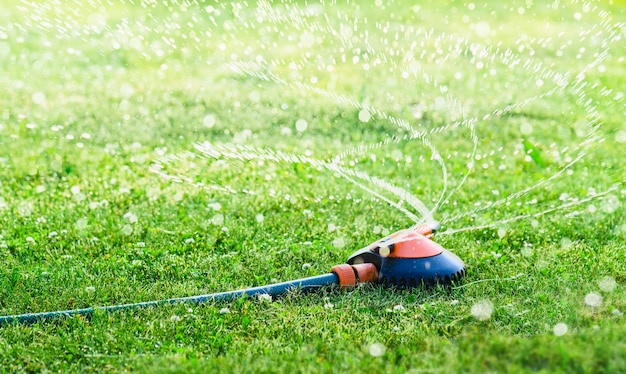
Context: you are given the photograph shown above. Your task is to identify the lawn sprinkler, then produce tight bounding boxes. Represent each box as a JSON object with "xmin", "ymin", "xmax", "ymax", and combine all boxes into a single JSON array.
[
  {"xmin": 346, "ymin": 222, "xmax": 465, "ymax": 287},
  {"xmin": 0, "ymin": 222, "xmax": 465, "ymax": 326}
]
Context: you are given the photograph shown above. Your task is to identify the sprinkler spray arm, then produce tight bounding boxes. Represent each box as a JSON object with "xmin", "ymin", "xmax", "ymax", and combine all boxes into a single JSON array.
[{"xmin": 0, "ymin": 222, "xmax": 464, "ymax": 326}]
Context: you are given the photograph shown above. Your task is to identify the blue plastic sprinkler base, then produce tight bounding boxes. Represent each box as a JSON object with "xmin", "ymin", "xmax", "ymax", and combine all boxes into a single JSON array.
[{"xmin": 379, "ymin": 250, "xmax": 466, "ymax": 287}]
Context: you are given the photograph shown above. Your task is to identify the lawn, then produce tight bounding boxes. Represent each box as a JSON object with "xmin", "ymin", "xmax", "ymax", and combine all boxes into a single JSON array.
[{"xmin": 0, "ymin": 0, "xmax": 625, "ymax": 372}]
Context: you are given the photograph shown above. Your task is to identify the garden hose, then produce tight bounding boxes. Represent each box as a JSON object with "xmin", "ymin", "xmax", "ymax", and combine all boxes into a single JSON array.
[{"xmin": 0, "ymin": 222, "xmax": 464, "ymax": 326}]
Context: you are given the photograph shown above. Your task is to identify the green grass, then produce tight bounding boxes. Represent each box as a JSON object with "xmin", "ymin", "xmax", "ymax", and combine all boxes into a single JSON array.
[{"xmin": 1, "ymin": 0, "xmax": 625, "ymax": 372}]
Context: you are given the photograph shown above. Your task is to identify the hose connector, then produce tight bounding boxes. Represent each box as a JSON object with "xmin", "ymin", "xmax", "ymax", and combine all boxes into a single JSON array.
[{"xmin": 330, "ymin": 263, "xmax": 379, "ymax": 288}]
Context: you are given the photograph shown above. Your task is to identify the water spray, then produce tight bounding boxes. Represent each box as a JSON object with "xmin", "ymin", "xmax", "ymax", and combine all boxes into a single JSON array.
[{"xmin": 0, "ymin": 222, "xmax": 465, "ymax": 326}]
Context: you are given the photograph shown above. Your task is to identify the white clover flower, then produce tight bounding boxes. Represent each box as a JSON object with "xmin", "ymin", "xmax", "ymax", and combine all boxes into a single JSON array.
[{"xmin": 393, "ymin": 304, "xmax": 406, "ymax": 313}]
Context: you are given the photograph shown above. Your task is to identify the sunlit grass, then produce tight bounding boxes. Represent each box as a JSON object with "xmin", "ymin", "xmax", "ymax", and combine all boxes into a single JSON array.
[{"xmin": 0, "ymin": 0, "xmax": 624, "ymax": 372}]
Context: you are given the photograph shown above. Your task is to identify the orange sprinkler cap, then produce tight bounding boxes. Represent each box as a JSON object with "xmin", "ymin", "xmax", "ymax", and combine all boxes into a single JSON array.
[
  {"xmin": 330, "ymin": 264, "xmax": 357, "ymax": 288},
  {"xmin": 351, "ymin": 263, "xmax": 379, "ymax": 283},
  {"xmin": 389, "ymin": 232, "xmax": 443, "ymax": 258}
]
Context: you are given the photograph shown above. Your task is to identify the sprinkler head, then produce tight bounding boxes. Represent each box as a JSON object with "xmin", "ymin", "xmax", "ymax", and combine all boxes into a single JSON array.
[{"xmin": 346, "ymin": 222, "xmax": 465, "ymax": 287}]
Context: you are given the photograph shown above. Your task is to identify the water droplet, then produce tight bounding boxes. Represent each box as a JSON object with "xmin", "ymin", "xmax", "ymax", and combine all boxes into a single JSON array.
[
  {"xmin": 203, "ymin": 114, "xmax": 216, "ymax": 128},
  {"xmin": 497, "ymin": 228, "xmax": 507, "ymax": 238},
  {"xmin": 295, "ymin": 119, "xmax": 308, "ymax": 132},
  {"xmin": 208, "ymin": 202, "xmax": 222, "ymax": 211},
  {"xmin": 32, "ymin": 91, "xmax": 46, "ymax": 105},
  {"xmin": 598, "ymin": 276, "xmax": 617, "ymax": 292},
  {"xmin": 584, "ymin": 292, "xmax": 602, "ymax": 307},
  {"xmin": 210, "ymin": 213, "xmax": 225, "ymax": 226},
  {"xmin": 17, "ymin": 201, "xmax": 34, "ymax": 217},
  {"xmin": 471, "ymin": 299, "xmax": 494, "ymax": 320},
  {"xmin": 379, "ymin": 246, "xmax": 391, "ymax": 257},
  {"xmin": 368, "ymin": 342, "xmax": 386, "ymax": 357},
  {"xmin": 248, "ymin": 90, "xmax": 260, "ymax": 102},
  {"xmin": 332, "ymin": 237, "xmax": 346, "ymax": 249},
  {"xmin": 560, "ymin": 237, "xmax": 572, "ymax": 249},
  {"xmin": 358, "ymin": 109, "xmax": 371, "ymax": 122},
  {"xmin": 123, "ymin": 212, "xmax": 138, "ymax": 223},
  {"xmin": 553, "ymin": 322, "xmax": 568, "ymax": 336},
  {"xmin": 409, "ymin": 103, "xmax": 424, "ymax": 119},
  {"xmin": 119, "ymin": 83, "xmax": 135, "ymax": 98},
  {"xmin": 600, "ymin": 195, "xmax": 620, "ymax": 214},
  {"xmin": 520, "ymin": 122, "xmax": 533, "ymax": 135},
  {"xmin": 300, "ymin": 32, "xmax": 316, "ymax": 48},
  {"xmin": 75, "ymin": 217, "xmax": 88, "ymax": 230},
  {"xmin": 121, "ymin": 225, "xmax": 133, "ymax": 236},
  {"xmin": 34, "ymin": 185, "xmax": 46, "ymax": 193},
  {"xmin": 390, "ymin": 149, "xmax": 403, "ymax": 161},
  {"xmin": 475, "ymin": 22, "xmax": 491, "ymax": 37},
  {"xmin": 521, "ymin": 243, "xmax": 533, "ymax": 257}
]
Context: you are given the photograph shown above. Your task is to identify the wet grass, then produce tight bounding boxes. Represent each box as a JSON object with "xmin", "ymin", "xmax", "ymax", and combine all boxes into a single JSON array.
[{"xmin": 1, "ymin": 0, "xmax": 625, "ymax": 372}]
